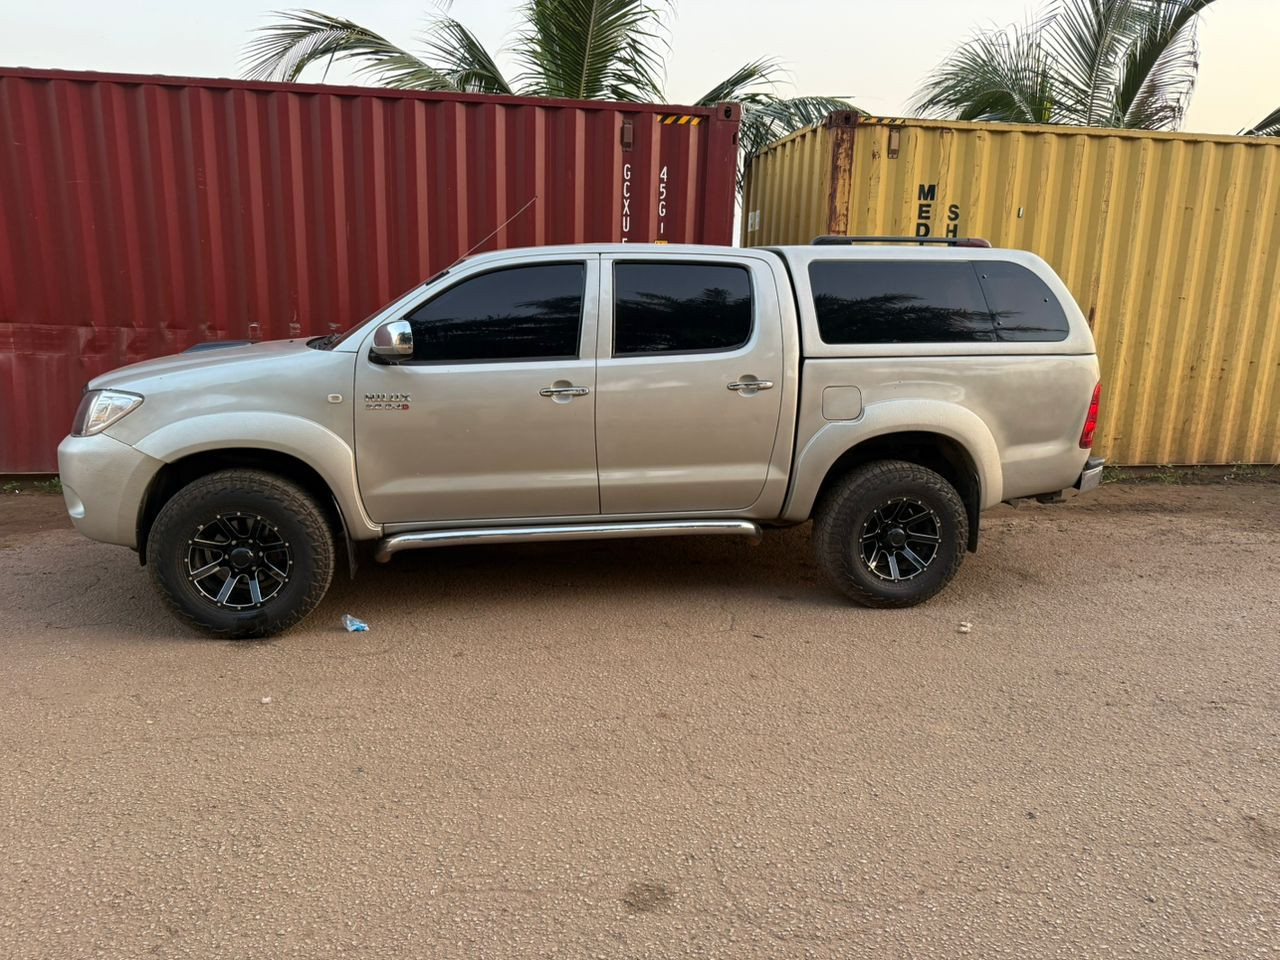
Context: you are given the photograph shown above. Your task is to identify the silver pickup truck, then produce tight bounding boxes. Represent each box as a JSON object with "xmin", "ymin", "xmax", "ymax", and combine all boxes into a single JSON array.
[{"xmin": 58, "ymin": 239, "xmax": 1103, "ymax": 638}]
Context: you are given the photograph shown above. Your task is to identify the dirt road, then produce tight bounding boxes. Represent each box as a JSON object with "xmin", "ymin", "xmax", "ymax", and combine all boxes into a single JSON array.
[{"xmin": 1, "ymin": 484, "xmax": 1277, "ymax": 958}]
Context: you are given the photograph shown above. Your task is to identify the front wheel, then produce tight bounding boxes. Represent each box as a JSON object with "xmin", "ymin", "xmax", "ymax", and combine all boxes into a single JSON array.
[
  {"xmin": 813, "ymin": 460, "xmax": 968, "ymax": 608},
  {"xmin": 147, "ymin": 469, "xmax": 336, "ymax": 638}
]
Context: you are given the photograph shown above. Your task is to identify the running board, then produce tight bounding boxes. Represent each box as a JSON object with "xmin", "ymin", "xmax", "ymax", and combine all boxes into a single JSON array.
[{"xmin": 374, "ymin": 519, "xmax": 764, "ymax": 563}]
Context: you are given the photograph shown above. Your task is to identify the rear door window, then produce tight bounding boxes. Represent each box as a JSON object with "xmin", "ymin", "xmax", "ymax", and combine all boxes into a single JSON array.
[
  {"xmin": 613, "ymin": 262, "xmax": 753, "ymax": 355},
  {"xmin": 808, "ymin": 261, "xmax": 996, "ymax": 343},
  {"xmin": 974, "ymin": 261, "xmax": 1071, "ymax": 342}
]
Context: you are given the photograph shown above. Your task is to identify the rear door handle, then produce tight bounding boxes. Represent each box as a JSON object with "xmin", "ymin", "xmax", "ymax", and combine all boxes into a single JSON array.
[
  {"xmin": 539, "ymin": 385, "xmax": 590, "ymax": 397},
  {"xmin": 727, "ymin": 379, "xmax": 775, "ymax": 392}
]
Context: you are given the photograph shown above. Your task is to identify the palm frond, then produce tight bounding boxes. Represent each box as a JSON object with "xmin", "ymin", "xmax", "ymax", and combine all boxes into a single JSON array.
[
  {"xmin": 697, "ymin": 61, "xmax": 854, "ymax": 154},
  {"xmin": 1241, "ymin": 106, "xmax": 1280, "ymax": 137},
  {"xmin": 416, "ymin": 16, "xmax": 513, "ymax": 94},
  {"xmin": 242, "ymin": 9, "xmax": 452, "ymax": 88},
  {"xmin": 694, "ymin": 57, "xmax": 786, "ymax": 107},
  {"xmin": 511, "ymin": 0, "xmax": 669, "ymax": 101},
  {"xmin": 914, "ymin": 0, "xmax": 1215, "ymax": 131},
  {"xmin": 695, "ymin": 60, "xmax": 855, "ymax": 189},
  {"xmin": 911, "ymin": 19, "xmax": 1057, "ymax": 124},
  {"xmin": 738, "ymin": 96, "xmax": 858, "ymax": 158},
  {"xmin": 1043, "ymin": 0, "xmax": 1145, "ymax": 125},
  {"xmin": 1116, "ymin": 0, "xmax": 1218, "ymax": 130}
]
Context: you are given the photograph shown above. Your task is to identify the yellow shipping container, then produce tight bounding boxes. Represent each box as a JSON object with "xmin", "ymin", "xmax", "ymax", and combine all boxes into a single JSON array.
[{"xmin": 743, "ymin": 112, "xmax": 1280, "ymax": 466}]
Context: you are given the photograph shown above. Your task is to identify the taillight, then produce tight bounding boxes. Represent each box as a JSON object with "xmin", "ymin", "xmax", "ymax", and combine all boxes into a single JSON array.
[{"xmin": 1080, "ymin": 382, "xmax": 1101, "ymax": 449}]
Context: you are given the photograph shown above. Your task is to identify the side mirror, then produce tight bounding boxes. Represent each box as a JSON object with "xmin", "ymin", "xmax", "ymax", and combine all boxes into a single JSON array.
[{"xmin": 371, "ymin": 320, "xmax": 414, "ymax": 362}]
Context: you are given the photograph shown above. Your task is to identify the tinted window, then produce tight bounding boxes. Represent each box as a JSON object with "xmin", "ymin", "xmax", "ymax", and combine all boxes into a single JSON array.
[
  {"xmin": 614, "ymin": 262, "xmax": 752, "ymax": 355},
  {"xmin": 975, "ymin": 261, "xmax": 1070, "ymax": 342},
  {"xmin": 403, "ymin": 263, "xmax": 584, "ymax": 362},
  {"xmin": 809, "ymin": 261, "xmax": 996, "ymax": 343}
]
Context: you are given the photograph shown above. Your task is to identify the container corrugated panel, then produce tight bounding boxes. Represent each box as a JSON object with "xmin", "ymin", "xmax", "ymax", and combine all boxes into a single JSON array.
[
  {"xmin": 743, "ymin": 113, "xmax": 1280, "ymax": 466},
  {"xmin": 0, "ymin": 68, "xmax": 741, "ymax": 472}
]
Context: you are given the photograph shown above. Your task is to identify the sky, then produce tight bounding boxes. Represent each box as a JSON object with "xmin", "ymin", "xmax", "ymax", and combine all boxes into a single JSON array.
[{"xmin": 1, "ymin": 0, "xmax": 1275, "ymax": 135}]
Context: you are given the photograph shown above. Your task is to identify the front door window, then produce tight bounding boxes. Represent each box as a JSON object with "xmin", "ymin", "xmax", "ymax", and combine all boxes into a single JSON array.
[{"xmin": 404, "ymin": 263, "xmax": 585, "ymax": 362}]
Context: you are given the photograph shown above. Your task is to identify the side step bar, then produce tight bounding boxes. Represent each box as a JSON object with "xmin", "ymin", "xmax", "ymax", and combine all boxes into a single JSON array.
[{"xmin": 375, "ymin": 519, "xmax": 763, "ymax": 563}]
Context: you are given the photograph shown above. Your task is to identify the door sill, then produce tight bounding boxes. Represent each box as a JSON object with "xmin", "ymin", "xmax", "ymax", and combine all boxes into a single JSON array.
[{"xmin": 374, "ymin": 519, "xmax": 763, "ymax": 562}]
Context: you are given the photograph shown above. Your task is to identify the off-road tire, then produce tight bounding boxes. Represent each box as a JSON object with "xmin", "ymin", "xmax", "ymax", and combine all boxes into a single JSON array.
[
  {"xmin": 147, "ymin": 469, "xmax": 335, "ymax": 638},
  {"xmin": 813, "ymin": 459, "xmax": 968, "ymax": 608}
]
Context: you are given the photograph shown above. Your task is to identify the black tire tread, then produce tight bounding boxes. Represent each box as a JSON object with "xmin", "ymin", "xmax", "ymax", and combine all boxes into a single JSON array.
[
  {"xmin": 147, "ymin": 469, "xmax": 335, "ymax": 639},
  {"xmin": 812, "ymin": 459, "xmax": 967, "ymax": 609}
]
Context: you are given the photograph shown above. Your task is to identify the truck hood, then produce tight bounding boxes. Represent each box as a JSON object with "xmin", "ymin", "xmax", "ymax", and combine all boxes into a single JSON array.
[{"xmin": 89, "ymin": 339, "xmax": 319, "ymax": 391}]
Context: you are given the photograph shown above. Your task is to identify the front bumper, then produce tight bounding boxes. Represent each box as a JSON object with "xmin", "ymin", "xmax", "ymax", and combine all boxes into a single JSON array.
[
  {"xmin": 57, "ymin": 433, "xmax": 165, "ymax": 548},
  {"xmin": 1074, "ymin": 456, "xmax": 1105, "ymax": 494}
]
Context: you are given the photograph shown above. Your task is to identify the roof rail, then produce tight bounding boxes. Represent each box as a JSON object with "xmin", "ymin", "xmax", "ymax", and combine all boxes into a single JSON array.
[{"xmin": 813, "ymin": 235, "xmax": 993, "ymax": 248}]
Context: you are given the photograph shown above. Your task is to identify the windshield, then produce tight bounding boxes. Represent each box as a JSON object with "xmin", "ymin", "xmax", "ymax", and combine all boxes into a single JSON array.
[{"xmin": 312, "ymin": 266, "xmax": 457, "ymax": 350}]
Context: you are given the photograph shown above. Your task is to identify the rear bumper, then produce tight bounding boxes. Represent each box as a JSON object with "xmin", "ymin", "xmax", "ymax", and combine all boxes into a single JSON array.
[
  {"xmin": 57, "ymin": 434, "xmax": 165, "ymax": 548},
  {"xmin": 1074, "ymin": 456, "xmax": 1105, "ymax": 494}
]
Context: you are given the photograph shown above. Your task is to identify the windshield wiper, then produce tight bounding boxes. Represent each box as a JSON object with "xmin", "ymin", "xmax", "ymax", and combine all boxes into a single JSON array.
[{"xmin": 308, "ymin": 332, "xmax": 342, "ymax": 350}]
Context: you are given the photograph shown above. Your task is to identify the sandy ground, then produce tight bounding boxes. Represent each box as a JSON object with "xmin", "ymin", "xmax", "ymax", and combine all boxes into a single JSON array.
[{"xmin": 0, "ymin": 484, "xmax": 1277, "ymax": 959}]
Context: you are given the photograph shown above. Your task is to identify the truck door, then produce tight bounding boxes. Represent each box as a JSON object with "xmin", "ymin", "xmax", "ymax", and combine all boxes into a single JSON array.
[
  {"xmin": 594, "ymin": 254, "xmax": 785, "ymax": 515},
  {"xmin": 353, "ymin": 255, "xmax": 601, "ymax": 524}
]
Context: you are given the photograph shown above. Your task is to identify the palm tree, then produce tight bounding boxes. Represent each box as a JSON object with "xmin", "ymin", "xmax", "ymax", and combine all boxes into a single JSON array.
[
  {"xmin": 912, "ymin": 0, "xmax": 1219, "ymax": 130},
  {"xmin": 242, "ymin": 2, "xmax": 852, "ymax": 175},
  {"xmin": 1241, "ymin": 107, "xmax": 1280, "ymax": 137}
]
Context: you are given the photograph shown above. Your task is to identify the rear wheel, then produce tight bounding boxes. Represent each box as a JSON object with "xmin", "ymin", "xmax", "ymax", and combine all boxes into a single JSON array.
[
  {"xmin": 813, "ymin": 459, "xmax": 967, "ymax": 608},
  {"xmin": 147, "ymin": 469, "xmax": 335, "ymax": 638}
]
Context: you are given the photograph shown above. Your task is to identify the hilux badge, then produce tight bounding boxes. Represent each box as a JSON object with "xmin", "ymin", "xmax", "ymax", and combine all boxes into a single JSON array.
[{"xmin": 364, "ymin": 392, "xmax": 411, "ymax": 411}]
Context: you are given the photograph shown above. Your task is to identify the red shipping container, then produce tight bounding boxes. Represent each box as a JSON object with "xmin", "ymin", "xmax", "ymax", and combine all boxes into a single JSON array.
[{"xmin": 0, "ymin": 68, "xmax": 740, "ymax": 472}]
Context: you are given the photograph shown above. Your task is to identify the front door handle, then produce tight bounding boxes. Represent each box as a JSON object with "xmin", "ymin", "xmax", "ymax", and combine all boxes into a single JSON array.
[
  {"xmin": 727, "ymin": 379, "xmax": 775, "ymax": 392},
  {"xmin": 539, "ymin": 385, "xmax": 590, "ymax": 398}
]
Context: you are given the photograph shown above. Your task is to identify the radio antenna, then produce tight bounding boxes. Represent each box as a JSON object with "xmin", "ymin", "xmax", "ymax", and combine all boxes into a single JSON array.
[{"xmin": 452, "ymin": 195, "xmax": 539, "ymax": 267}]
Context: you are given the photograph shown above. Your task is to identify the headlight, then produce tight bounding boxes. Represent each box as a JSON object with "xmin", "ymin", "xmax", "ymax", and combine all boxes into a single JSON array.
[{"xmin": 71, "ymin": 390, "xmax": 144, "ymax": 437}]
